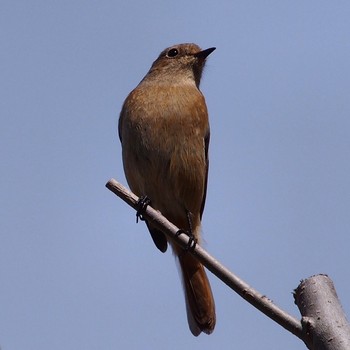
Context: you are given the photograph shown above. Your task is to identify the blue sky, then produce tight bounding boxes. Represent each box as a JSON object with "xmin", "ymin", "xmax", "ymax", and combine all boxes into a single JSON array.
[{"xmin": 1, "ymin": 1, "xmax": 350, "ymax": 349}]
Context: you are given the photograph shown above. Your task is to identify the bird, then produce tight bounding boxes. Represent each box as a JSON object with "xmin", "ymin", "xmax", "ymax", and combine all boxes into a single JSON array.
[{"xmin": 118, "ymin": 43, "xmax": 216, "ymax": 336}]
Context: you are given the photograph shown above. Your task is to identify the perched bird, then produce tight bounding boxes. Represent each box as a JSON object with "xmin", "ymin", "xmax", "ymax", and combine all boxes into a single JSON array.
[{"xmin": 118, "ymin": 43, "xmax": 216, "ymax": 336}]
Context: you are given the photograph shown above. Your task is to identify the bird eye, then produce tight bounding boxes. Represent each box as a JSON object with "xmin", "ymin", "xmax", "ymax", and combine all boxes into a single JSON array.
[{"xmin": 167, "ymin": 48, "xmax": 179, "ymax": 58}]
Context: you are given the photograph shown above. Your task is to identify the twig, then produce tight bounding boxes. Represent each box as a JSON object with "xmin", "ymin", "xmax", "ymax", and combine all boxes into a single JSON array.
[{"xmin": 106, "ymin": 178, "xmax": 304, "ymax": 340}]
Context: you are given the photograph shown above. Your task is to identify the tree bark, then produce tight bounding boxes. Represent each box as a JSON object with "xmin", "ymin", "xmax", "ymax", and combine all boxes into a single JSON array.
[{"xmin": 294, "ymin": 274, "xmax": 350, "ymax": 350}]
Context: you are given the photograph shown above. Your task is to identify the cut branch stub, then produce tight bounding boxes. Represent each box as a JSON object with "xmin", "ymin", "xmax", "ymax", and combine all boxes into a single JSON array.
[{"xmin": 294, "ymin": 274, "xmax": 350, "ymax": 350}]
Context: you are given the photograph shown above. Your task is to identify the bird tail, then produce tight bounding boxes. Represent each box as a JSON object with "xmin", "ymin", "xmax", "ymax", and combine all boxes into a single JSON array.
[{"xmin": 177, "ymin": 252, "xmax": 216, "ymax": 336}]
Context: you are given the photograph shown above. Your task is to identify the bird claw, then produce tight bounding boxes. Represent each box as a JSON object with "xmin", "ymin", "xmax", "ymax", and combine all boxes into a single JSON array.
[
  {"xmin": 176, "ymin": 229, "xmax": 197, "ymax": 252},
  {"xmin": 136, "ymin": 196, "xmax": 151, "ymax": 223}
]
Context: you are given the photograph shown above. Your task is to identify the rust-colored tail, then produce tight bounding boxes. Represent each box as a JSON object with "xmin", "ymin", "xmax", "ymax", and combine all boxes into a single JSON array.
[{"xmin": 178, "ymin": 252, "xmax": 216, "ymax": 336}]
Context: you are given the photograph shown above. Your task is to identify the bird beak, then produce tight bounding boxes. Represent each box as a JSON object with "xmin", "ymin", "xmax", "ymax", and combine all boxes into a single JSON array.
[{"xmin": 194, "ymin": 47, "xmax": 216, "ymax": 59}]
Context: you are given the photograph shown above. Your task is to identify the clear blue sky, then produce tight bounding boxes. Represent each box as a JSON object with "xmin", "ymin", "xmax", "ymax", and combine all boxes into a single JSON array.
[{"xmin": 1, "ymin": 1, "xmax": 350, "ymax": 349}]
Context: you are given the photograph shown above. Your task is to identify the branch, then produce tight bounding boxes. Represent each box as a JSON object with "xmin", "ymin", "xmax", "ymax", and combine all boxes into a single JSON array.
[
  {"xmin": 106, "ymin": 178, "xmax": 303, "ymax": 340},
  {"xmin": 294, "ymin": 274, "xmax": 350, "ymax": 350}
]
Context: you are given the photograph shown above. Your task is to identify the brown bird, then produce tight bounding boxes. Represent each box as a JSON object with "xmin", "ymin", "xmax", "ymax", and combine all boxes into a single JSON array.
[{"xmin": 118, "ymin": 43, "xmax": 216, "ymax": 336}]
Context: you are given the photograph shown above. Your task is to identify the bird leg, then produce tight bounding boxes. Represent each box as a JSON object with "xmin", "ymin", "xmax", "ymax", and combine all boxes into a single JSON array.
[{"xmin": 176, "ymin": 210, "xmax": 197, "ymax": 252}]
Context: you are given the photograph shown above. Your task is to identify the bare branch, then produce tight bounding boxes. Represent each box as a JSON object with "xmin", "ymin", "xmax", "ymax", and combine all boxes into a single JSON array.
[
  {"xmin": 294, "ymin": 274, "xmax": 350, "ymax": 350},
  {"xmin": 106, "ymin": 178, "xmax": 303, "ymax": 340}
]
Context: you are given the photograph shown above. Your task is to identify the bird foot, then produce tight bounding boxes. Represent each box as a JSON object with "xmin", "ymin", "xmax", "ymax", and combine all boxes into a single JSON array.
[
  {"xmin": 176, "ymin": 229, "xmax": 197, "ymax": 252},
  {"xmin": 136, "ymin": 196, "xmax": 151, "ymax": 223}
]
